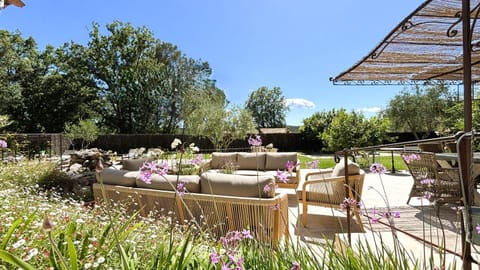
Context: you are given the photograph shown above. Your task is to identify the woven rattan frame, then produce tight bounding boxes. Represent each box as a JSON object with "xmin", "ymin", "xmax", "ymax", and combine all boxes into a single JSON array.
[{"xmin": 92, "ymin": 183, "xmax": 289, "ymax": 245}]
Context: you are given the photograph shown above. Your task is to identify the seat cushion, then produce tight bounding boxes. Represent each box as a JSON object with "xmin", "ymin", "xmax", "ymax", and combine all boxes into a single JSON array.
[
  {"xmin": 99, "ymin": 168, "xmax": 138, "ymax": 187},
  {"xmin": 237, "ymin": 152, "xmax": 266, "ymax": 170},
  {"xmin": 265, "ymin": 152, "xmax": 298, "ymax": 171},
  {"xmin": 210, "ymin": 152, "xmax": 238, "ymax": 169},
  {"xmin": 122, "ymin": 158, "xmax": 154, "ymax": 171},
  {"xmin": 200, "ymin": 172, "xmax": 275, "ymax": 198},
  {"xmin": 332, "ymin": 159, "xmax": 360, "ymax": 177},
  {"xmin": 136, "ymin": 174, "xmax": 201, "ymax": 193}
]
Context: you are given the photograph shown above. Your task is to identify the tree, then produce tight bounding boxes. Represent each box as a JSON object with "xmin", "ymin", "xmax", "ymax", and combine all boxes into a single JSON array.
[
  {"xmin": 73, "ymin": 21, "xmax": 216, "ymax": 134},
  {"xmin": 321, "ymin": 109, "xmax": 390, "ymax": 152},
  {"xmin": 0, "ymin": 30, "xmax": 99, "ymax": 133},
  {"xmin": 383, "ymin": 84, "xmax": 456, "ymax": 139},
  {"xmin": 299, "ymin": 110, "xmax": 338, "ymax": 151},
  {"xmin": 185, "ymin": 89, "xmax": 255, "ymax": 150},
  {"xmin": 245, "ymin": 86, "xmax": 289, "ymax": 128},
  {"xmin": 64, "ymin": 119, "xmax": 100, "ymax": 149}
]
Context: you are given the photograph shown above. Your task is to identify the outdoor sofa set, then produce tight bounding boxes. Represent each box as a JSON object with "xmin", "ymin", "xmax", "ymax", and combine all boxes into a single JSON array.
[{"xmin": 93, "ymin": 151, "xmax": 366, "ymax": 244}]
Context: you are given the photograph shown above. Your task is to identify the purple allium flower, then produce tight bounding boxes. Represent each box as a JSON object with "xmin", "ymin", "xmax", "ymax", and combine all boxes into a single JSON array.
[
  {"xmin": 210, "ymin": 251, "xmax": 220, "ymax": 264},
  {"xmin": 0, "ymin": 139, "xmax": 7, "ymax": 148},
  {"xmin": 393, "ymin": 211, "xmax": 401, "ymax": 218},
  {"xmin": 371, "ymin": 217, "xmax": 381, "ymax": 224},
  {"xmin": 291, "ymin": 261, "xmax": 301, "ymax": 270},
  {"xmin": 420, "ymin": 178, "xmax": 435, "ymax": 185},
  {"xmin": 263, "ymin": 184, "xmax": 272, "ymax": 193},
  {"xmin": 402, "ymin": 153, "xmax": 421, "ymax": 164},
  {"xmin": 369, "ymin": 163, "xmax": 386, "ymax": 174},
  {"xmin": 286, "ymin": 160, "xmax": 299, "ymax": 172},
  {"xmin": 177, "ymin": 180, "xmax": 187, "ymax": 196},
  {"xmin": 247, "ymin": 135, "xmax": 262, "ymax": 146},
  {"xmin": 307, "ymin": 160, "xmax": 319, "ymax": 169},
  {"xmin": 340, "ymin": 197, "xmax": 361, "ymax": 210},
  {"xmin": 191, "ymin": 153, "xmax": 203, "ymax": 165},
  {"xmin": 276, "ymin": 169, "xmax": 289, "ymax": 183},
  {"xmin": 476, "ymin": 224, "xmax": 480, "ymax": 234},
  {"xmin": 138, "ymin": 161, "xmax": 168, "ymax": 184}
]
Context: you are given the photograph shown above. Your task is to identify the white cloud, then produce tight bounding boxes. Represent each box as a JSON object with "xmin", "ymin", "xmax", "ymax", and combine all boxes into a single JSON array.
[
  {"xmin": 356, "ymin": 107, "xmax": 382, "ymax": 113},
  {"xmin": 284, "ymin": 98, "xmax": 316, "ymax": 109}
]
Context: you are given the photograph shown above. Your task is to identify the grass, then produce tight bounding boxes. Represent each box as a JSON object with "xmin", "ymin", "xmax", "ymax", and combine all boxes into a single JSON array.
[
  {"xmin": 298, "ymin": 153, "xmax": 408, "ymax": 171},
  {"xmin": 0, "ymin": 159, "xmax": 455, "ymax": 269}
]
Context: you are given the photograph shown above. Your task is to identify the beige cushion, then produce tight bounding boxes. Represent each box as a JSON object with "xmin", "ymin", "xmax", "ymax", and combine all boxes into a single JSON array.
[
  {"xmin": 122, "ymin": 158, "xmax": 154, "ymax": 171},
  {"xmin": 237, "ymin": 152, "xmax": 266, "ymax": 170},
  {"xmin": 99, "ymin": 168, "xmax": 138, "ymax": 187},
  {"xmin": 332, "ymin": 159, "xmax": 360, "ymax": 177},
  {"xmin": 200, "ymin": 172, "xmax": 275, "ymax": 198},
  {"xmin": 265, "ymin": 152, "xmax": 297, "ymax": 171},
  {"xmin": 210, "ymin": 152, "xmax": 238, "ymax": 169},
  {"xmin": 136, "ymin": 174, "xmax": 201, "ymax": 193}
]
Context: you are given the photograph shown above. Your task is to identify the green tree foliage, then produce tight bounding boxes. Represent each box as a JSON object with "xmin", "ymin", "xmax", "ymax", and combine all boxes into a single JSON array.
[
  {"xmin": 299, "ymin": 109, "xmax": 338, "ymax": 141},
  {"xmin": 245, "ymin": 86, "xmax": 289, "ymax": 128},
  {"xmin": 69, "ymin": 21, "xmax": 215, "ymax": 134},
  {"xmin": 321, "ymin": 109, "xmax": 390, "ymax": 152},
  {"xmin": 185, "ymin": 89, "xmax": 255, "ymax": 150},
  {"xmin": 0, "ymin": 30, "xmax": 99, "ymax": 132},
  {"xmin": 383, "ymin": 84, "xmax": 456, "ymax": 139},
  {"xmin": 64, "ymin": 119, "xmax": 100, "ymax": 149}
]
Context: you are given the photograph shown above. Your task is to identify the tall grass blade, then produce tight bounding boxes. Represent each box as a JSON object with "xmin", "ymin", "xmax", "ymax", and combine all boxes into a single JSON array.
[{"xmin": 0, "ymin": 249, "xmax": 35, "ymax": 270}]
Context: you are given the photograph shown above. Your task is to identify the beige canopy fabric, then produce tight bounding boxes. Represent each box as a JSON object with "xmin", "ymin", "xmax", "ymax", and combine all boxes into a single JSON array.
[{"xmin": 331, "ymin": 0, "xmax": 480, "ymax": 85}]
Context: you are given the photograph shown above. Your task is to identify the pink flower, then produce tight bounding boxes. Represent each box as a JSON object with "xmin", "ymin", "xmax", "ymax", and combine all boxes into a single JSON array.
[
  {"xmin": 286, "ymin": 160, "xmax": 299, "ymax": 172},
  {"xmin": 263, "ymin": 184, "xmax": 272, "ymax": 193},
  {"xmin": 369, "ymin": 163, "xmax": 386, "ymax": 174},
  {"xmin": 340, "ymin": 197, "xmax": 361, "ymax": 210},
  {"xmin": 276, "ymin": 169, "xmax": 289, "ymax": 183},
  {"xmin": 402, "ymin": 153, "xmax": 421, "ymax": 164},
  {"xmin": 177, "ymin": 180, "xmax": 187, "ymax": 196},
  {"xmin": 420, "ymin": 178, "xmax": 435, "ymax": 185},
  {"xmin": 291, "ymin": 261, "xmax": 301, "ymax": 270},
  {"xmin": 191, "ymin": 154, "xmax": 203, "ymax": 165},
  {"xmin": 307, "ymin": 160, "xmax": 319, "ymax": 169},
  {"xmin": 247, "ymin": 135, "xmax": 262, "ymax": 146},
  {"xmin": 210, "ymin": 251, "xmax": 220, "ymax": 264},
  {"xmin": 138, "ymin": 161, "xmax": 168, "ymax": 184},
  {"xmin": 0, "ymin": 139, "xmax": 7, "ymax": 148},
  {"xmin": 476, "ymin": 224, "xmax": 480, "ymax": 234}
]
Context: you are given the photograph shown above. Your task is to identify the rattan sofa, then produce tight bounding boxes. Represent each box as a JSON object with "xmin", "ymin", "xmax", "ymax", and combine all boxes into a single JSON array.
[
  {"xmin": 93, "ymin": 165, "xmax": 289, "ymax": 245},
  {"xmin": 202, "ymin": 152, "xmax": 300, "ymax": 188}
]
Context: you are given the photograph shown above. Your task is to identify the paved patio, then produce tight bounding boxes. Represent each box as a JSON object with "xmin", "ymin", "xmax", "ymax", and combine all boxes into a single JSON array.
[{"xmin": 280, "ymin": 169, "xmax": 480, "ymax": 269}]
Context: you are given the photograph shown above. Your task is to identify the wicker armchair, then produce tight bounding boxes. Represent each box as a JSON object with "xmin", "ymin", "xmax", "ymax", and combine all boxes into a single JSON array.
[
  {"xmin": 402, "ymin": 151, "xmax": 462, "ymax": 206},
  {"xmin": 296, "ymin": 166, "xmax": 365, "ymax": 231}
]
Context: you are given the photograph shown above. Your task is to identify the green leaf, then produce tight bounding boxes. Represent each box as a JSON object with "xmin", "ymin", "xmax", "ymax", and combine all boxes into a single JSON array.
[
  {"xmin": 66, "ymin": 223, "xmax": 78, "ymax": 270},
  {"xmin": 0, "ymin": 217, "xmax": 22, "ymax": 250},
  {"xmin": 0, "ymin": 249, "xmax": 35, "ymax": 270}
]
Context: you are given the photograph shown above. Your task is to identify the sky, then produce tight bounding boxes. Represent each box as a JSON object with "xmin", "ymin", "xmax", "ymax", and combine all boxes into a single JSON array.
[{"xmin": 0, "ymin": 0, "xmax": 425, "ymax": 126}]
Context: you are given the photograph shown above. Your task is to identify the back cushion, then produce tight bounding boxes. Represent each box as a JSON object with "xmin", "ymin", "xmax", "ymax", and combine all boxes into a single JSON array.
[
  {"xmin": 136, "ymin": 174, "xmax": 201, "ymax": 193},
  {"xmin": 210, "ymin": 152, "xmax": 238, "ymax": 169},
  {"xmin": 265, "ymin": 152, "xmax": 298, "ymax": 171},
  {"xmin": 122, "ymin": 158, "xmax": 154, "ymax": 171},
  {"xmin": 237, "ymin": 152, "xmax": 266, "ymax": 170},
  {"xmin": 332, "ymin": 159, "xmax": 360, "ymax": 177},
  {"xmin": 99, "ymin": 168, "xmax": 138, "ymax": 187},
  {"xmin": 200, "ymin": 172, "xmax": 275, "ymax": 198}
]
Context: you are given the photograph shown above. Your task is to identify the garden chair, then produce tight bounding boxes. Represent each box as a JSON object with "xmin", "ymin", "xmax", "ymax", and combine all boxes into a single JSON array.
[
  {"xmin": 402, "ymin": 151, "xmax": 462, "ymax": 206},
  {"xmin": 296, "ymin": 159, "xmax": 365, "ymax": 231}
]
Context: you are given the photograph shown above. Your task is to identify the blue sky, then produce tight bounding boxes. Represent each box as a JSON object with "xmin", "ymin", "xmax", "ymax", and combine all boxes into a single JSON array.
[{"xmin": 0, "ymin": 0, "xmax": 424, "ymax": 125}]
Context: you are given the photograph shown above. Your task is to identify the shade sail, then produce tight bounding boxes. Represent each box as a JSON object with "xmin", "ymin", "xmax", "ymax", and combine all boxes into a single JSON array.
[{"xmin": 331, "ymin": 0, "xmax": 480, "ymax": 85}]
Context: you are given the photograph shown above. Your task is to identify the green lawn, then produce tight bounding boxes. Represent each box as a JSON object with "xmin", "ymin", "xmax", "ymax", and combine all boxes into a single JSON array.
[{"xmin": 298, "ymin": 154, "xmax": 408, "ymax": 172}]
